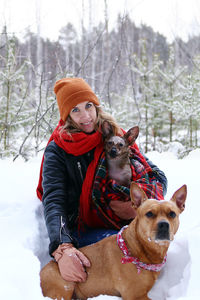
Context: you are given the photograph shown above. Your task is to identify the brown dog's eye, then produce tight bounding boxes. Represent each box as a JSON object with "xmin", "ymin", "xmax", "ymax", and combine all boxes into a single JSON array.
[
  {"xmin": 119, "ymin": 143, "xmax": 124, "ymax": 147},
  {"xmin": 146, "ymin": 211, "xmax": 154, "ymax": 218},
  {"xmin": 169, "ymin": 211, "xmax": 176, "ymax": 218}
]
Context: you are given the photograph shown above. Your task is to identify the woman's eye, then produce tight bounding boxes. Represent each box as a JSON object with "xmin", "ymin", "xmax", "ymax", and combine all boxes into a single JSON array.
[
  {"xmin": 86, "ymin": 102, "xmax": 93, "ymax": 109},
  {"xmin": 71, "ymin": 107, "xmax": 79, "ymax": 113}
]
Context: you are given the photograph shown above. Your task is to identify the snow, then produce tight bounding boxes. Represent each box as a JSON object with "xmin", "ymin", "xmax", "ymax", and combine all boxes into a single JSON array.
[{"xmin": 1, "ymin": 148, "xmax": 200, "ymax": 300}]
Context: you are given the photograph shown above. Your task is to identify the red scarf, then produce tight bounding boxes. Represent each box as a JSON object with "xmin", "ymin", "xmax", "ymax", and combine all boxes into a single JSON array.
[
  {"xmin": 36, "ymin": 119, "xmax": 104, "ymax": 200},
  {"xmin": 36, "ymin": 121, "xmax": 163, "ymax": 231}
]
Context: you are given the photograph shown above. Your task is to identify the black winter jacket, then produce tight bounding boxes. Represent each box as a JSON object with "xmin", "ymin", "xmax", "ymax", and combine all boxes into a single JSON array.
[{"xmin": 42, "ymin": 140, "xmax": 168, "ymax": 255}]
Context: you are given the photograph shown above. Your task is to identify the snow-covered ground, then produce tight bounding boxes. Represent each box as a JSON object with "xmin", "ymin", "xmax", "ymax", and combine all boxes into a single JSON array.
[{"xmin": 0, "ymin": 148, "xmax": 200, "ymax": 300}]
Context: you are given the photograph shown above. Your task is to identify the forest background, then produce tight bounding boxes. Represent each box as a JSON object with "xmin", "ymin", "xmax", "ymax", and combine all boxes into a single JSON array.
[{"xmin": 1, "ymin": 1, "xmax": 200, "ymax": 161}]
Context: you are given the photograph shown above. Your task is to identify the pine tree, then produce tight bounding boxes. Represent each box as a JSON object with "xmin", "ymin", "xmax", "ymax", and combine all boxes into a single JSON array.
[
  {"xmin": 157, "ymin": 45, "xmax": 186, "ymax": 143},
  {"xmin": 0, "ymin": 31, "xmax": 31, "ymax": 157},
  {"xmin": 180, "ymin": 56, "xmax": 200, "ymax": 148}
]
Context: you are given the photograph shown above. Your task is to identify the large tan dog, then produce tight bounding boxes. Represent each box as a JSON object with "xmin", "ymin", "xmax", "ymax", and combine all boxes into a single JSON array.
[{"xmin": 40, "ymin": 182, "xmax": 187, "ymax": 300}]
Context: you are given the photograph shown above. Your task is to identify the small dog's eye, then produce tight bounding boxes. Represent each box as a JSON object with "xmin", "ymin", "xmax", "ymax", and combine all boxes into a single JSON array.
[
  {"xmin": 169, "ymin": 211, "xmax": 176, "ymax": 218},
  {"xmin": 107, "ymin": 141, "xmax": 113, "ymax": 146},
  {"xmin": 146, "ymin": 211, "xmax": 154, "ymax": 218},
  {"xmin": 119, "ymin": 143, "xmax": 124, "ymax": 147}
]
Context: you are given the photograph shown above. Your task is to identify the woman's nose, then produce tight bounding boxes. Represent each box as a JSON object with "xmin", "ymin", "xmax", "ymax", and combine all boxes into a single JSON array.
[{"xmin": 80, "ymin": 109, "xmax": 89, "ymax": 118}]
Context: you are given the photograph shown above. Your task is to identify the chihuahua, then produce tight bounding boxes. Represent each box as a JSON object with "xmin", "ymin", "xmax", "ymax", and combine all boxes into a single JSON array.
[{"xmin": 101, "ymin": 120, "xmax": 139, "ymax": 187}]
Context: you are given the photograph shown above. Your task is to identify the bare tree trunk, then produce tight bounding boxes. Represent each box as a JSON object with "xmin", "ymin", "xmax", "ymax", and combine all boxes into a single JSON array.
[
  {"xmin": 104, "ymin": 0, "xmax": 111, "ymax": 105},
  {"xmin": 81, "ymin": 0, "xmax": 86, "ymax": 77},
  {"xmin": 27, "ymin": 37, "xmax": 33, "ymax": 91},
  {"xmin": 35, "ymin": 0, "xmax": 43, "ymax": 154},
  {"xmin": 3, "ymin": 29, "xmax": 11, "ymax": 151},
  {"xmin": 189, "ymin": 117, "xmax": 193, "ymax": 147},
  {"xmin": 72, "ymin": 43, "xmax": 76, "ymax": 75},
  {"xmin": 169, "ymin": 85, "xmax": 173, "ymax": 143},
  {"xmin": 152, "ymin": 128, "xmax": 157, "ymax": 151},
  {"xmin": 145, "ymin": 94, "xmax": 148, "ymax": 153},
  {"xmin": 169, "ymin": 111, "xmax": 173, "ymax": 143},
  {"xmin": 99, "ymin": 0, "xmax": 108, "ymax": 92},
  {"xmin": 89, "ymin": 0, "xmax": 95, "ymax": 89},
  {"xmin": 4, "ymin": 79, "xmax": 11, "ymax": 150}
]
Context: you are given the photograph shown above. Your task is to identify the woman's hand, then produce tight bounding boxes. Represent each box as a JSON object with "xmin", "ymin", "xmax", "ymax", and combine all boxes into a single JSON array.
[
  {"xmin": 110, "ymin": 200, "xmax": 137, "ymax": 220},
  {"xmin": 52, "ymin": 243, "xmax": 91, "ymax": 282}
]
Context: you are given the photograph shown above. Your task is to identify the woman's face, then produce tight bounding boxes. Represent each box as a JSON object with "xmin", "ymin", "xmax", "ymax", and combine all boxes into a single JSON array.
[{"xmin": 69, "ymin": 101, "xmax": 97, "ymax": 133}]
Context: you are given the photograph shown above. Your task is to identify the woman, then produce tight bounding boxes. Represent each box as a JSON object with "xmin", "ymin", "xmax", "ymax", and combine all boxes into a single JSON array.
[{"xmin": 37, "ymin": 77, "xmax": 167, "ymax": 283}]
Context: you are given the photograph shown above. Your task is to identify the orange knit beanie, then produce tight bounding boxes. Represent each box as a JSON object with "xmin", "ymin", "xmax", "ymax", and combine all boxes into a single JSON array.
[{"xmin": 54, "ymin": 78, "xmax": 100, "ymax": 121}]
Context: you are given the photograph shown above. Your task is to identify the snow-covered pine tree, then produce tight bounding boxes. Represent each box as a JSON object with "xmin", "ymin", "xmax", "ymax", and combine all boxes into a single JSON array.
[
  {"xmin": 0, "ymin": 30, "xmax": 31, "ymax": 158},
  {"xmin": 179, "ymin": 56, "xmax": 200, "ymax": 149},
  {"xmin": 157, "ymin": 45, "xmax": 186, "ymax": 144},
  {"xmin": 129, "ymin": 39, "xmax": 163, "ymax": 152}
]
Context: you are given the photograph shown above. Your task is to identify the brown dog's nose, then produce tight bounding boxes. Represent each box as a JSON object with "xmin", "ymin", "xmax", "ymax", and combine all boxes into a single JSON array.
[{"xmin": 156, "ymin": 220, "xmax": 170, "ymax": 240}]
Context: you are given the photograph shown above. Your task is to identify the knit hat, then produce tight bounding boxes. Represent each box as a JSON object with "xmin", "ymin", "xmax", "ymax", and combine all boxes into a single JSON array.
[{"xmin": 54, "ymin": 78, "xmax": 100, "ymax": 121}]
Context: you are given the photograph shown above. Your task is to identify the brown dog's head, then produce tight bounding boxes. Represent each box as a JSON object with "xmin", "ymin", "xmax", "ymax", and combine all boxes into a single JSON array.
[
  {"xmin": 130, "ymin": 183, "xmax": 187, "ymax": 244},
  {"xmin": 102, "ymin": 121, "xmax": 139, "ymax": 159}
]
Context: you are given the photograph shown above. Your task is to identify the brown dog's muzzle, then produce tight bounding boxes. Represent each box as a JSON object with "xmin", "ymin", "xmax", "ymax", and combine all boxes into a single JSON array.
[{"xmin": 156, "ymin": 220, "xmax": 170, "ymax": 240}]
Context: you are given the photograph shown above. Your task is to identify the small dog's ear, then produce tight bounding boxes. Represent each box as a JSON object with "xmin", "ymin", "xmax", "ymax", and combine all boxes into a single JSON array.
[
  {"xmin": 130, "ymin": 182, "xmax": 148, "ymax": 209},
  {"xmin": 102, "ymin": 121, "xmax": 114, "ymax": 138},
  {"xmin": 170, "ymin": 184, "xmax": 187, "ymax": 212},
  {"xmin": 124, "ymin": 126, "xmax": 139, "ymax": 145}
]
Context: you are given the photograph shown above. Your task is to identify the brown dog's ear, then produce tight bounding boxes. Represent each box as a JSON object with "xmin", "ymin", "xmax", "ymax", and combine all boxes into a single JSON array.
[
  {"xmin": 101, "ymin": 120, "xmax": 114, "ymax": 138},
  {"xmin": 124, "ymin": 126, "xmax": 139, "ymax": 146},
  {"xmin": 170, "ymin": 184, "xmax": 187, "ymax": 213},
  {"xmin": 130, "ymin": 182, "xmax": 148, "ymax": 209}
]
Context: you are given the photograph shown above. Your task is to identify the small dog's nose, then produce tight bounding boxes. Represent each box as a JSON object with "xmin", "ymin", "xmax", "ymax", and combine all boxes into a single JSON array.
[
  {"xmin": 110, "ymin": 148, "xmax": 117, "ymax": 158},
  {"xmin": 156, "ymin": 220, "xmax": 170, "ymax": 240}
]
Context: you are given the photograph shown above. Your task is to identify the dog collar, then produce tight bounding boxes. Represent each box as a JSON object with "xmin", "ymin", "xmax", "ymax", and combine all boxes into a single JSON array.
[{"xmin": 117, "ymin": 225, "xmax": 167, "ymax": 274}]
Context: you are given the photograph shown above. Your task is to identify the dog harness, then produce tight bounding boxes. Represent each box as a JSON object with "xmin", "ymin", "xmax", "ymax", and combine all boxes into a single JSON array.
[{"xmin": 117, "ymin": 225, "xmax": 167, "ymax": 274}]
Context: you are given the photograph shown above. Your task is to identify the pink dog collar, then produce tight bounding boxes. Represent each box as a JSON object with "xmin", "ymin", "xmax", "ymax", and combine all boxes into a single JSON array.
[{"xmin": 117, "ymin": 225, "xmax": 167, "ymax": 274}]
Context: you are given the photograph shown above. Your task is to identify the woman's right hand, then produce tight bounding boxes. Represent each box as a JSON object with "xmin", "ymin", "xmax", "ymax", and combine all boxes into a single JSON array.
[
  {"xmin": 52, "ymin": 243, "xmax": 91, "ymax": 282},
  {"xmin": 110, "ymin": 200, "xmax": 137, "ymax": 220}
]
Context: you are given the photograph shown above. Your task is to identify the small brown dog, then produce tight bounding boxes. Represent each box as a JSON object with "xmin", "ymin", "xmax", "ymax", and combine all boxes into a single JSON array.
[
  {"xmin": 40, "ymin": 183, "xmax": 187, "ymax": 300},
  {"xmin": 102, "ymin": 120, "xmax": 139, "ymax": 187}
]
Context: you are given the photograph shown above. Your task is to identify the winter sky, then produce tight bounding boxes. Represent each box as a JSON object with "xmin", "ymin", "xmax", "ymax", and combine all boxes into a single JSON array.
[{"xmin": 0, "ymin": 0, "xmax": 200, "ymax": 42}]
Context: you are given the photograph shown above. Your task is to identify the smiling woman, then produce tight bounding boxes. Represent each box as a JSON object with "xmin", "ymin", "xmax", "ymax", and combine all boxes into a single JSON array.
[{"xmin": 36, "ymin": 76, "xmax": 167, "ymax": 287}]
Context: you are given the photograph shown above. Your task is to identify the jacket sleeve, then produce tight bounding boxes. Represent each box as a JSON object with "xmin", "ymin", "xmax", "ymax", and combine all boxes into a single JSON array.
[
  {"xmin": 143, "ymin": 153, "xmax": 168, "ymax": 196},
  {"xmin": 42, "ymin": 141, "xmax": 77, "ymax": 255}
]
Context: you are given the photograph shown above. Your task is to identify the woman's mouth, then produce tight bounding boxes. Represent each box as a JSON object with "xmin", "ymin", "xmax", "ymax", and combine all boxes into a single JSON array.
[
  {"xmin": 80, "ymin": 120, "xmax": 95, "ymax": 132},
  {"xmin": 82, "ymin": 121, "xmax": 91, "ymax": 126}
]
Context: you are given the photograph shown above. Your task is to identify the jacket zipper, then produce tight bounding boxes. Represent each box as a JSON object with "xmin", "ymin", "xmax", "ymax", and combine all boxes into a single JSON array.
[
  {"xmin": 77, "ymin": 161, "xmax": 83, "ymax": 182},
  {"xmin": 60, "ymin": 216, "xmax": 65, "ymax": 243},
  {"xmin": 77, "ymin": 161, "xmax": 84, "ymax": 226},
  {"xmin": 60, "ymin": 216, "xmax": 74, "ymax": 243}
]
